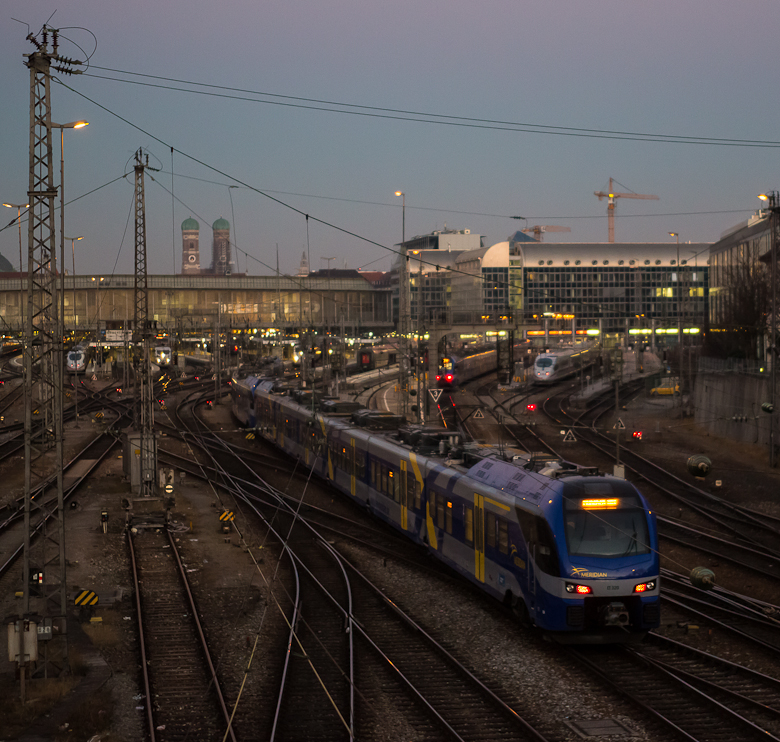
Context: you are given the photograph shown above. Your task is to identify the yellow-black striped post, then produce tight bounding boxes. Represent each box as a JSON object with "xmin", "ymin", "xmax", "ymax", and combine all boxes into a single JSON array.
[{"xmin": 74, "ymin": 590, "xmax": 98, "ymax": 606}]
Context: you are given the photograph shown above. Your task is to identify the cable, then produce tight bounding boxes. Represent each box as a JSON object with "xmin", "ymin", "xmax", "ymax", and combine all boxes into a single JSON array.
[
  {"xmin": 83, "ymin": 65, "xmax": 780, "ymax": 148},
  {"xmin": 54, "ymin": 76, "xmax": 725, "ymax": 323}
]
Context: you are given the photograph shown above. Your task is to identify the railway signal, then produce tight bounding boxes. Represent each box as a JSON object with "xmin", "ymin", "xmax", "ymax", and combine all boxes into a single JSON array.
[
  {"xmin": 526, "ymin": 403, "xmax": 537, "ymax": 413},
  {"xmin": 632, "ymin": 431, "xmax": 643, "ymax": 440}
]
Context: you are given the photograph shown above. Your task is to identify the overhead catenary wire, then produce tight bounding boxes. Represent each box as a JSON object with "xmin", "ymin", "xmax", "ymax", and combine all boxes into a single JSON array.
[
  {"xmin": 82, "ymin": 65, "xmax": 780, "ymax": 148},
  {"xmin": 53, "ymin": 77, "xmax": 730, "ymax": 306}
]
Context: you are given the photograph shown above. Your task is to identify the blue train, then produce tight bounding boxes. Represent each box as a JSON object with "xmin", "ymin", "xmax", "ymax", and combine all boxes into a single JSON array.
[
  {"xmin": 436, "ymin": 349, "xmax": 498, "ymax": 389},
  {"xmin": 231, "ymin": 375, "xmax": 660, "ymax": 642}
]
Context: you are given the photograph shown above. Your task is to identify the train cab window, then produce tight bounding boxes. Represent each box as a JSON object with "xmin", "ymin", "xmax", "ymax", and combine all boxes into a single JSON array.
[
  {"xmin": 464, "ymin": 507, "xmax": 474, "ymax": 544},
  {"xmin": 565, "ymin": 505, "xmax": 650, "ymax": 558},
  {"xmin": 486, "ymin": 512, "xmax": 497, "ymax": 549},
  {"xmin": 445, "ymin": 502, "xmax": 453, "ymax": 534},
  {"xmin": 498, "ymin": 520, "xmax": 509, "ymax": 555},
  {"xmin": 440, "ymin": 357, "xmax": 454, "ymax": 372},
  {"xmin": 518, "ymin": 511, "xmax": 561, "ymax": 576}
]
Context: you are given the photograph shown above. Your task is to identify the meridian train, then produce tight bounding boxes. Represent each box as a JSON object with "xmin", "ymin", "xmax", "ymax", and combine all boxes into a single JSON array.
[
  {"xmin": 436, "ymin": 349, "xmax": 498, "ymax": 389},
  {"xmin": 533, "ymin": 345, "xmax": 595, "ymax": 384},
  {"xmin": 231, "ymin": 374, "xmax": 660, "ymax": 642}
]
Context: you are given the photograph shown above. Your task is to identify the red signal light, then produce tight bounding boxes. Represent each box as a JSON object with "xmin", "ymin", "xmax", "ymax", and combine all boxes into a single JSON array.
[
  {"xmin": 632, "ymin": 431, "xmax": 643, "ymax": 440},
  {"xmin": 435, "ymin": 375, "xmax": 441, "ymax": 381},
  {"xmin": 445, "ymin": 374, "xmax": 453, "ymax": 382},
  {"xmin": 526, "ymin": 403, "xmax": 537, "ymax": 412}
]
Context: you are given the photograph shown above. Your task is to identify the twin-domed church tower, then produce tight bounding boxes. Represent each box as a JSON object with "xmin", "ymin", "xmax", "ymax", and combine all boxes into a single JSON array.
[{"xmin": 180, "ymin": 216, "xmax": 233, "ymax": 276}]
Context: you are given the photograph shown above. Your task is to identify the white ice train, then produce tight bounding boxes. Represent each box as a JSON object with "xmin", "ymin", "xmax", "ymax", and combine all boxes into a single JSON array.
[
  {"xmin": 66, "ymin": 344, "xmax": 88, "ymax": 374},
  {"xmin": 533, "ymin": 346, "xmax": 595, "ymax": 384},
  {"xmin": 154, "ymin": 346, "xmax": 172, "ymax": 367}
]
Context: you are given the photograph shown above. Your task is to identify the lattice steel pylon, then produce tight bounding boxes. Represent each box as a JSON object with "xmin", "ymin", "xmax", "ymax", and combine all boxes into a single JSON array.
[
  {"xmin": 132, "ymin": 150, "xmax": 157, "ymax": 496},
  {"xmin": 22, "ymin": 26, "xmax": 81, "ymax": 676}
]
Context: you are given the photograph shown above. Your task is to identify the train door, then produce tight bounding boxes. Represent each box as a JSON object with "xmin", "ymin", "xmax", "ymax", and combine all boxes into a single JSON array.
[
  {"xmin": 350, "ymin": 438, "xmax": 356, "ymax": 497},
  {"xmin": 473, "ymin": 494, "xmax": 485, "ymax": 583},
  {"xmin": 400, "ymin": 460, "xmax": 409, "ymax": 530}
]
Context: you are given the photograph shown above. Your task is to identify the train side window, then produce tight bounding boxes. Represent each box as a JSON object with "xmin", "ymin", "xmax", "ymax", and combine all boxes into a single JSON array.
[
  {"xmin": 445, "ymin": 502, "xmax": 453, "ymax": 534},
  {"xmin": 388, "ymin": 470, "xmax": 398, "ymax": 502},
  {"xmin": 486, "ymin": 512, "xmax": 497, "ymax": 548},
  {"xmin": 437, "ymin": 499, "xmax": 445, "ymax": 529},
  {"xmin": 498, "ymin": 520, "xmax": 509, "ymax": 555},
  {"xmin": 464, "ymin": 506, "xmax": 474, "ymax": 544},
  {"xmin": 411, "ymin": 474, "xmax": 421, "ymax": 509},
  {"xmin": 429, "ymin": 491, "xmax": 436, "ymax": 517},
  {"xmin": 370, "ymin": 459, "xmax": 377, "ymax": 487}
]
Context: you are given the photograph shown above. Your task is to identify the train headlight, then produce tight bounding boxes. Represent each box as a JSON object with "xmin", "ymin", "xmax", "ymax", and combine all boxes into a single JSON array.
[
  {"xmin": 633, "ymin": 580, "xmax": 656, "ymax": 593},
  {"xmin": 565, "ymin": 583, "xmax": 592, "ymax": 595}
]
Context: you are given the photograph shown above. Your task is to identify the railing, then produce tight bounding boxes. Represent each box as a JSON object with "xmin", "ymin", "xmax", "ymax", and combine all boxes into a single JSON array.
[{"xmin": 697, "ymin": 357, "xmax": 771, "ymax": 375}]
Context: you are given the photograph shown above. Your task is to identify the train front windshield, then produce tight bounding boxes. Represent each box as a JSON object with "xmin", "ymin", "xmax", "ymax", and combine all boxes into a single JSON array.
[
  {"xmin": 565, "ymin": 500, "xmax": 650, "ymax": 558},
  {"xmin": 536, "ymin": 358, "xmax": 553, "ymax": 368},
  {"xmin": 440, "ymin": 357, "xmax": 454, "ymax": 372}
]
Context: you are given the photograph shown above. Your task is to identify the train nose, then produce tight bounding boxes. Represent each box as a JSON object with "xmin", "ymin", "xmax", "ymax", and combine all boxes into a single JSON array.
[{"xmin": 599, "ymin": 601, "xmax": 629, "ymax": 626}]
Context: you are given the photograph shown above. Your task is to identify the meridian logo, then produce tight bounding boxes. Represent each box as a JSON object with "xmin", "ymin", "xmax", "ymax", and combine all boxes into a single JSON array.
[{"xmin": 571, "ymin": 567, "xmax": 608, "ymax": 578}]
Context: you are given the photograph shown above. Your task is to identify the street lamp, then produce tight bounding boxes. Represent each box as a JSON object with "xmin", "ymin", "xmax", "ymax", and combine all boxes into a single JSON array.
[
  {"xmin": 66, "ymin": 236, "xmax": 83, "ymax": 327},
  {"xmin": 52, "ymin": 121, "xmax": 88, "ymax": 345},
  {"xmin": 3, "ymin": 201, "xmax": 29, "ymax": 329},
  {"xmin": 759, "ymin": 192, "xmax": 778, "ymax": 467},
  {"xmin": 395, "ymin": 190, "xmax": 410, "ymax": 418},
  {"xmin": 668, "ymin": 232, "xmax": 684, "ymax": 398},
  {"xmin": 91, "ymin": 276, "xmax": 105, "ymax": 344}
]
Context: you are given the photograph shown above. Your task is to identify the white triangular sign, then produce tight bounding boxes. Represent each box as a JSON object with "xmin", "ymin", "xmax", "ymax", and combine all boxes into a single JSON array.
[
  {"xmin": 614, "ymin": 418, "xmax": 626, "ymax": 430},
  {"xmin": 473, "ymin": 409, "xmax": 485, "ymax": 419},
  {"xmin": 563, "ymin": 429, "xmax": 577, "ymax": 442},
  {"xmin": 428, "ymin": 388, "xmax": 443, "ymax": 402}
]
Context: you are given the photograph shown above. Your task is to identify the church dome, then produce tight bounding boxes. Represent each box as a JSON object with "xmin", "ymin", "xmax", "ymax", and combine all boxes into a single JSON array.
[
  {"xmin": 181, "ymin": 217, "xmax": 199, "ymax": 231},
  {"xmin": 212, "ymin": 217, "xmax": 230, "ymax": 231}
]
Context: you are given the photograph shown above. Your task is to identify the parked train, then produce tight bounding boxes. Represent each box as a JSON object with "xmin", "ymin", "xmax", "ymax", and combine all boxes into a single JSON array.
[
  {"xmin": 354, "ymin": 343, "xmax": 397, "ymax": 373},
  {"xmin": 66, "ymin": 344, "xmax": 89, "ymax": 374},
  {"xmin": 230, "ymin": 374, "xmax": 660, "ymax": 642},
  {"xmin": 533, "ymin": 345, "xmax": 595, "ymax": 384}
]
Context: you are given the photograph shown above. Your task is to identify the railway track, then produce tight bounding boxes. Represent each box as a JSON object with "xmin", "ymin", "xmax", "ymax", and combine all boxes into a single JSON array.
[
  {"xmin": 128, "ymin": 525, "xmax": 237, "ymax": 742},
  {"xmin": 570, "ymin": 636, "xmax": 780, "ymax": 741}
]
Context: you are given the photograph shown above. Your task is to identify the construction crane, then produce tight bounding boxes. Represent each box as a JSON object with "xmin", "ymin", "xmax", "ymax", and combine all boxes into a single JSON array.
[
  {"xmin": 594, "ymin": 177, "xmax": 659, "ymax": 243},
  {"xmin": 521, "ymin": 225, "xmax": 571, "ymax": 242}
]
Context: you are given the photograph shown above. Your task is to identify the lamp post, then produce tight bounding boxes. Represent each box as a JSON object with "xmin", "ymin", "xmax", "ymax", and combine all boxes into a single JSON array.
[
  {"xmin": 669, "ymin": 232, "xmax": 684, "ymax": 399},
  {"xmin": 91, "ymin": 276, "xmax": 105, "ymax": 357},
  {"xmin": 52, "ymin": 121, "xmax": 88, "ymax": 341},
  {"xmin": 395, "ymin": 190, "xmax": 409, "ymax": 417},
  {"xmin": 759, "ymin": 192, "xmax": 778, "ymax": 467},
  {"xmin": 2, "ymin": 201, "xmax": 29, "ymax": 330},
  {"xmin": 321, "ymin": 257, "xmax": 336, "ymax": 334},
  {"xmin": 66, "ymin": 236, "xmax": 83, "ymax": 328}
]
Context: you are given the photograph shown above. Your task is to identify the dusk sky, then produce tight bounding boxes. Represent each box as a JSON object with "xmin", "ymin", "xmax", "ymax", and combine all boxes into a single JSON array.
[{"xmin": 1, "ymin": 1, "xmax": 778, "ymax": 278}]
